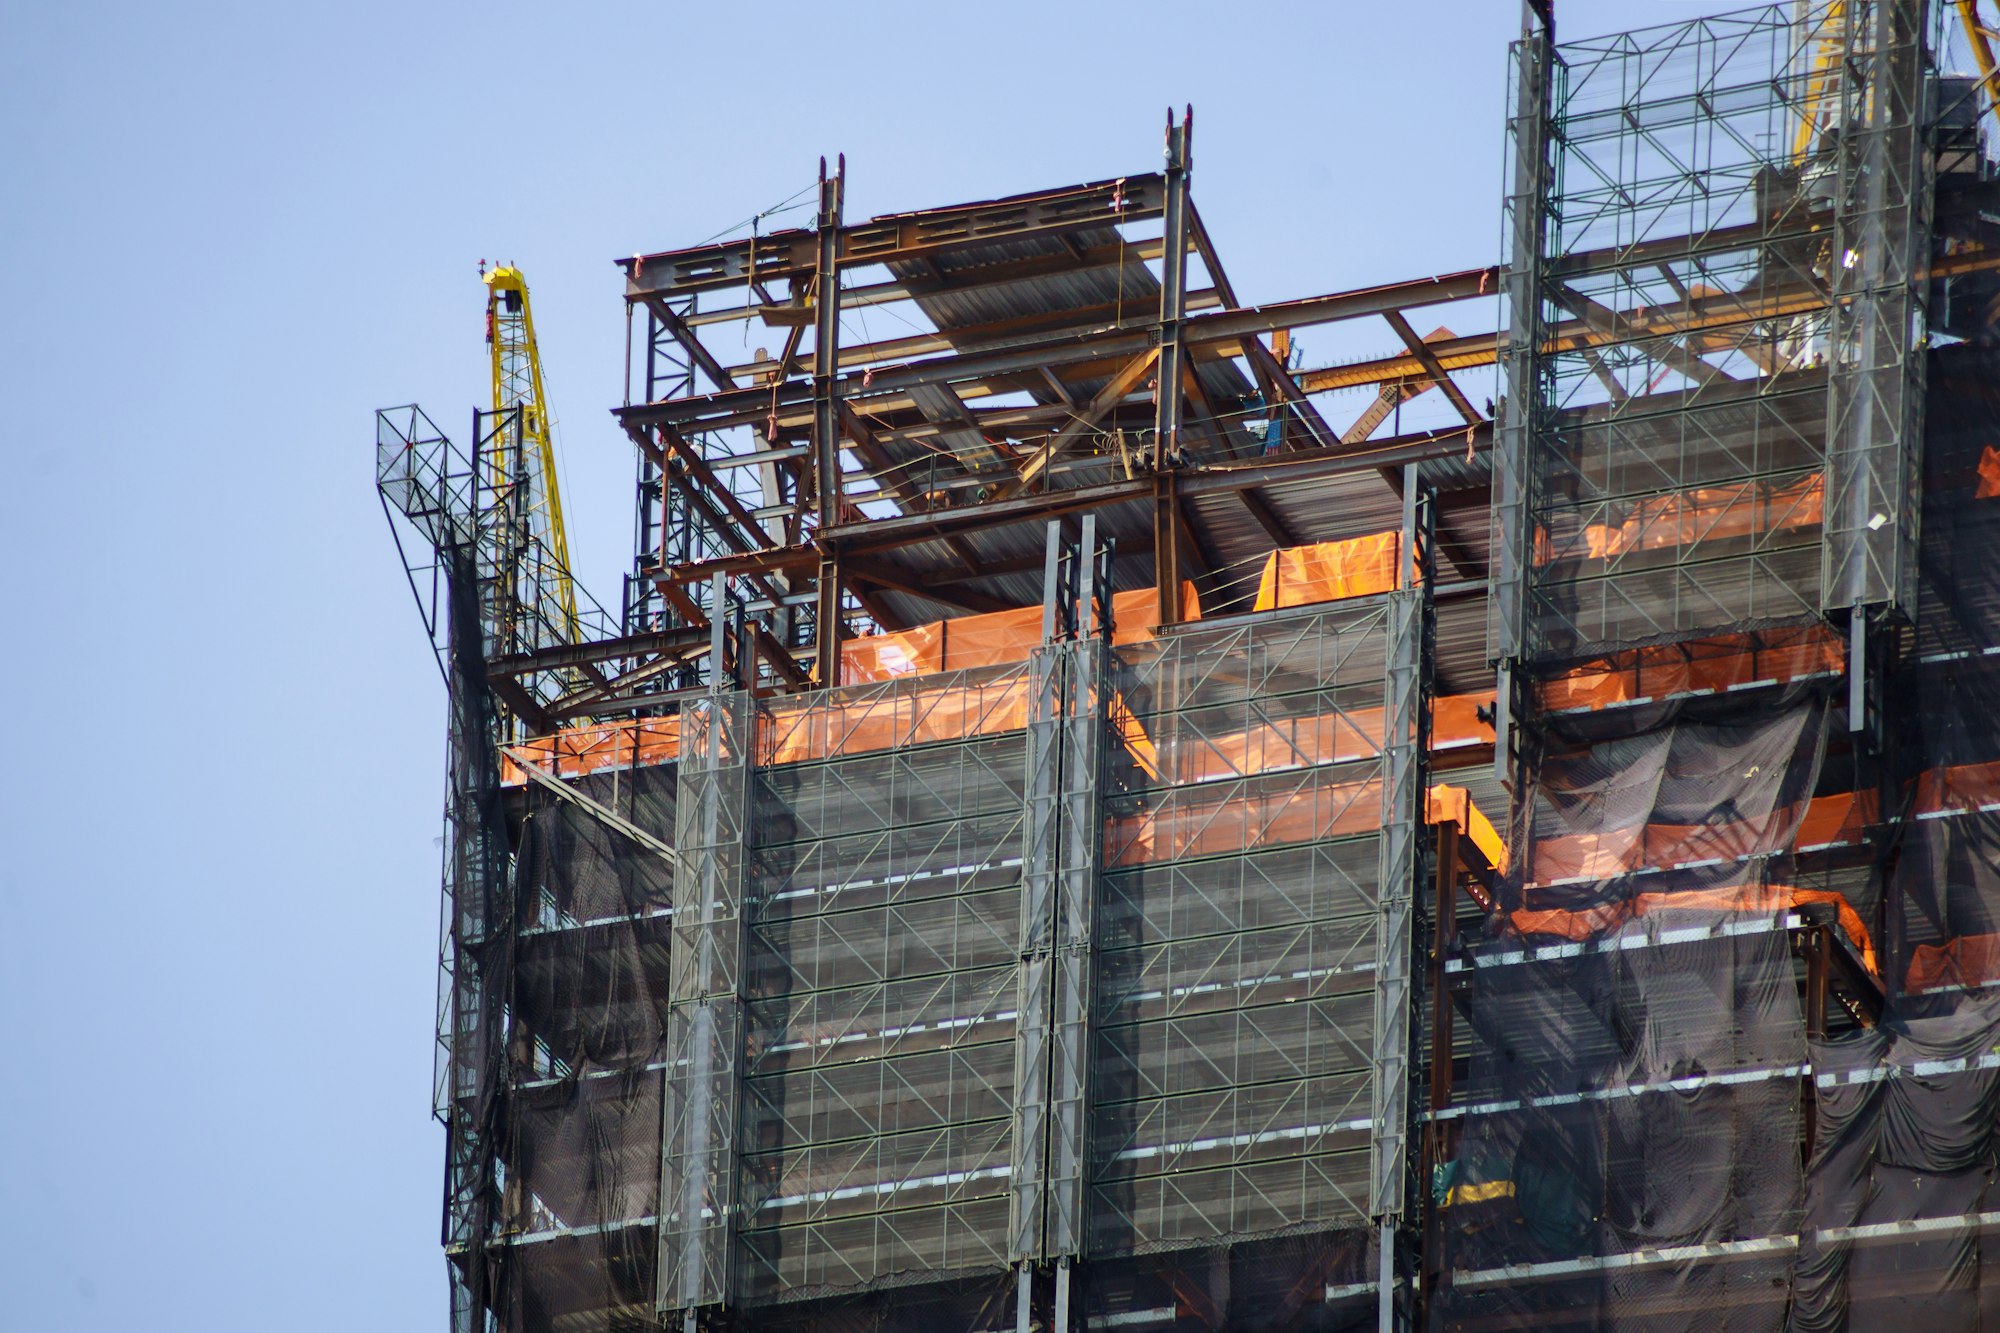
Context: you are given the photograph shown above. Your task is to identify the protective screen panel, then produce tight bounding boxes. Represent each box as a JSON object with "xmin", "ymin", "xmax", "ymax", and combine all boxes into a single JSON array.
[{"xmin": 1092, "ymin": 599, "xmax": 1415, "ymax": 1257}]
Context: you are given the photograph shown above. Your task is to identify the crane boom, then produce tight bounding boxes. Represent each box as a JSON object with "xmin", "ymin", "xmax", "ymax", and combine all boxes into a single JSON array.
[{"xmin": 484, "ymin": 265, "xmax": 580, "ymax": 636}]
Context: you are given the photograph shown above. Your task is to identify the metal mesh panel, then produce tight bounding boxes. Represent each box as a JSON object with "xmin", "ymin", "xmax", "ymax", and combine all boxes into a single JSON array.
[
  {"xmin": 1092, "ymin": 601, "xmax": 1416, "ymax": 1258},
  {"xmin": 1822, "ymin": 0, "xmax": 1934, "ymax": 614},
  {"xmin": 1498, "ymin": 4, "xmax": 1882, "ymax": 667},
  {"xmin": 738, "ymin": 664, "xmax": 1033, "ymax": 1302}
]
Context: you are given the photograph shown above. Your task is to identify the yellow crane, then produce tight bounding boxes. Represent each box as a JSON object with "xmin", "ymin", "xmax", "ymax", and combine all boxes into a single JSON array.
[{"xmin": 483, "ymin": 264, "xmax": 580, "ymax": 638}]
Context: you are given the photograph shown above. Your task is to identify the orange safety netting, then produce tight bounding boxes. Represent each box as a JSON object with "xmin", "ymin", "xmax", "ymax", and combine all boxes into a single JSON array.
[
  {"xmin": 1554, "ymin": 472, "xmax": 1825, "ymax": 563},
  {"xmin": 1252, "ymin": 531, "xmax": 1407, "ymax": 613},
  {"xmin": 1526, "ymin": 758, "xmax": 2000, "ymax": 883},
  {"xmin": 842, "ymin": 583, "xmax": 1202, "ymax": 684},
  {"xmin": 1510, "ymin": 882, "xmax": 1878, "ymax": 975},
  {"xmin": 1531, "ymin": 807, "xmax": 1814, "ymax": 883},
  {"xmin": 1905, "ymin": 932, "xmax": 2000, "ymax": 993},
  {"xmin": 1537, "ymin": 624, "xmax": 1843, "ymax": 713}
]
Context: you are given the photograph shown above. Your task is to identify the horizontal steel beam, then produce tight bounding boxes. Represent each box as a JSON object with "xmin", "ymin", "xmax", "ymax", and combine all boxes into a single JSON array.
[
  {"xmin": 615, "ymin": 266, "xmax": 1497, "ymax": 433},
  {"xmin": 487, "ymin": 626, "xmax": 711, "ymax": 678},
  {"xmin": 622, "ymin": 175, "xmax": 1167, "ymax": 298},
  {"xmin": 649, "ymin": 420, "xmax": 1492, "ymax": 585}
]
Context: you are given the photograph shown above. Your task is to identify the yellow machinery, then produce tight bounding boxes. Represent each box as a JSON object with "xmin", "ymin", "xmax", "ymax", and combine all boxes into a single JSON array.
[{"xmin": 483, "ymin": 265, "xmax": 580, "ymax": 637}]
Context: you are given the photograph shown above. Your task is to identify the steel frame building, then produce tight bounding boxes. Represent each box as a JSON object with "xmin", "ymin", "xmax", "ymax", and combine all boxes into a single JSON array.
[{"xmin": 379, "ymin": 4, "xmax": 2000, "ymax": 1330}]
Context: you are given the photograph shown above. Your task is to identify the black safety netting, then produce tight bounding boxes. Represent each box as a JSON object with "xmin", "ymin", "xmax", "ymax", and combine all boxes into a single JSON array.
[
  {"xmin": 486, "ymin": 764, "xmax": 676, "ymax": 1333},
  {"xmin": 1793, "ymin": 994, "xmax": 2000, "ymax": 1329},
  {"xmin": 1891, "ymin": 342, "xmax": 2000, "ymax": 999},
  {"xmin": 1440, "ymin": 697, "xmax": 1830, "ymax": 1330},
  {"xmin": 1082, "ymin": 1230, "xmax": 1378, "ymax": 1333}
]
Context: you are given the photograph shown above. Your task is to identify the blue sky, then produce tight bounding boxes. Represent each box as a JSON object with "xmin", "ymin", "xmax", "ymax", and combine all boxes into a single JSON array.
[{"xmin": 0, "ymin": 3, "xmax": 1840, "ymax": 1329}]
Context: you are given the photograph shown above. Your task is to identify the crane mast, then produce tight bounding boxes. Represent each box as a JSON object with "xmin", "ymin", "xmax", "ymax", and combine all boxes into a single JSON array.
[{"xmin": 483, "ymin": 265, "xmax": 580, "ymax": 639}]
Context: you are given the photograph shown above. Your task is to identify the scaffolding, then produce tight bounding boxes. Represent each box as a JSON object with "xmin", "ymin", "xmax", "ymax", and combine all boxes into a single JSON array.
[{"xmin": 376, "ymin": 4, "xmax": 2000, "ymax": 1330}]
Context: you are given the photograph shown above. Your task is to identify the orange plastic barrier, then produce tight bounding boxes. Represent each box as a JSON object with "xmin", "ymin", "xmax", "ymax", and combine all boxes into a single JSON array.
[
  {"xmin": 1906, "ymin": 932, "xmax": 2000, "ymax": 993},
  {"xmin": 1537, "ymin": 625, "xmax": 1843, "ymax": 713},
  {"xmin": 1560, "ymin": 472, "xmax": 1824, "ymax": 562},
  {"xmin": 1511, "ymin": 882, "xmax": 1877, "ymax": 975},
  {"xmin": 843, "ymin": 583, "xmax": 1202, "ymax": 684},
  {"xmin": 1253, "ymin": 531, "xmax": 1407, "ymax": 612}
]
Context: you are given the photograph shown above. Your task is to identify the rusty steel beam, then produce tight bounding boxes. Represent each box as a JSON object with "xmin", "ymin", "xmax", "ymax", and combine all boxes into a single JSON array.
[
  {"xmin": 615, "ymin": 266, "xmax": 1496, "ymax": 434},
  {"xmin": 1383, "ymin": 309, "xmax": 1483, "ymax": 425},
  {"xmin": 679, "ymin": 237, "xmax": 1170, "ymax": 329},
  {"xmin": 487, "ymin": 626, "xmax": 710, "ymax": 678},
  {"xmin": 642, "ymin": 294, "xmax": 741, "ymax": 392},
  {"xmin": 843, "ymin": 554, "xmax": 1013, "ymax": 615},
  {"xmin": 653, "ymin": 420, "xmax": 1494, "ymax": 589},
  {"xmin": 726, "ymin": 289, "xmax": 1222, "ymax": 381},
  {"xmin": 1002, "ymin": 348, "xmax": 1159, "ymax": 499}
]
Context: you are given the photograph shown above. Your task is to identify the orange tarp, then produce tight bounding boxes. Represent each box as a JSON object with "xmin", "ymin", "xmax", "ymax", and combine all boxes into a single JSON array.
[
  {"xmin": 1978, "ymin": 446, "xmax": 2000, "ymax": 500},
  {"xmin": 1906, "ymin": 932, "xmax": 2000, "ymax": 993},
  {"xmin": 1429, "ymin": 784, "xmax": 1508, "ymax": 870},
  {"xmin": 1253, "ymin": 531, "xmax": 1406, "ymax": 612},
  {"xmin": 1528, "ymin": 788, "xmax": 1871, "ymax": 882},
  {"xmin": 1511, "ymin": 882, "xmax": 1877, "ymax": 975},
  {"xmin": 1157, "ymin": 695, "xmax": 1495, "ymax": 785},
  {"xmin": 1537, "ymin": 625, "xmax": 1843, "ymax": 713},
  {"xmin": 764, "ymin": 674, "xmax": 1033, "ymax": 765},
  {"xmin": 1913, "ymin": 760, "xmax": 2000, "ymax": 814},
  {"xmin": 1107, "ymin": 779, "xmax": 1503, "ymax": 869},
  {"xmin": 502, "ymin": 686, "xmax": 1499, "ymax": 787},
  {"xmin": 842, "ymin": 583, "xmax": 1202, "ymax": 684},
  {"xmin": 500, "ymin": 717, "xmax": 682, "ymax": 785},
  {"xmin": 1435, "ymin": 693, "xmax": 1497, "ymax": 753},
  {"xmin": 1530, "ymin": 807, "xmax": 1814, "ymax": 883}
]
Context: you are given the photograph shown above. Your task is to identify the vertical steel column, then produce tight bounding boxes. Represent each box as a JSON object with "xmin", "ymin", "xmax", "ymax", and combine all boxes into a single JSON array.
[
  {"xmin": 1822, "ymin": 0, "xmax": 1932, "ymax": 625},
  {"xmin": 1011, "ymin": 524, "xmax": 1067, "ymax": 1264},
  {"xmin": 1372, "ymin": 471, "xmax": 1430, "ymax": 1333},
  {"xmin": 1154, "ymin": 108, "xmax": 1192, "ymax": 629},
  {"xmin": 1491, "ymin": 3, "xmax": 1555, "ymax": 785},
  {"xmin": 1048, "ymin": 516, "xmax": 1105, "ymax": 1263},
  {"xmin": 441, "ymin": 539, "xmax": 510, "ymax": 1333},
  {"xmin": 1012, "ymin": 519, "xmax": 1106, "ymax": 1296},
  {"xmin": 661, "ymin": 588, "xmax": 753, "ymax": 1319},
  {"xmin": 811, "ymin": 157, "xmax": 846, "ymax": 686},
  {"xmin": 631, "ymin": 294, "xmax": 696, "ymax": 636}
]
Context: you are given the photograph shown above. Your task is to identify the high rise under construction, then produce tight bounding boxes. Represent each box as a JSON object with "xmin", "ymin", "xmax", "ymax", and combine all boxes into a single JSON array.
[{"xmin": 377, "ymin": 4, "xmax": 2000, "ymax": 1328}]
